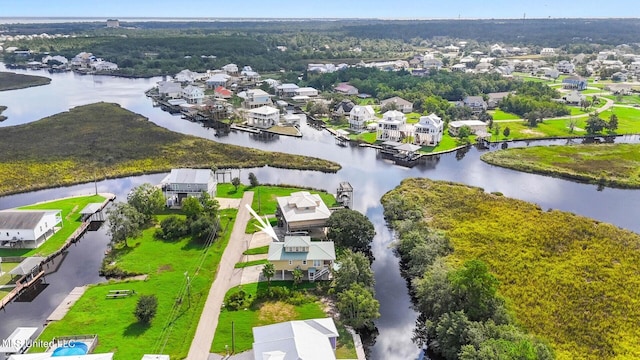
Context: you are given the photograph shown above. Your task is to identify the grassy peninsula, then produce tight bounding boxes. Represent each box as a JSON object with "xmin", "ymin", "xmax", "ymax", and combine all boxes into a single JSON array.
[
  {"xmin": 382, "ymin": 178, "xmax": 640, "ymax": 359},
  {"xmin": 481, "ymin": 144, "xmax": 640, "ymax": 188},
  {"xmin": 0, "ymin": 105, "xmax": 6, "ymax": 121},
  {"xmin": 0, "ymin": 71, "xmax": 51, "ymax": 91},
  {"xmin": 0, "ymin": 102, "xmax": 340, "ymax": 196}
]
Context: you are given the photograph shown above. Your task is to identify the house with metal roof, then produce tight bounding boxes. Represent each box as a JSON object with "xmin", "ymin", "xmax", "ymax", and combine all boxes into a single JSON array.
[
  {"xmin": 252, "ymin": 318, "xmax": 339, "ymax": 360},
  {"xmin": 348, "ymin": 105, "xmax": 375, "ymax": 131},
  {"xmin": 376, "ymin": 110, "xmax": 407, "ymax": 142},
  {"xmin": 414, "ymin": 113, "xmax": 444, "ymax": 146},
  {"xmin": 275, "ymin": 192, "xmax": 331, "ymax": 234},
  {"xmin": 268, "ymin": 236, "xmax": 335, "ymax": 281},
  {"xmin": 0, "ymin": 210, "xmax": 63, "ymax": 249},
  {"xmin": 160, "ymin": 168, "xmax": 217, "ymax": 207},
  {"xmin": 247, "ymin": 106, "xmax": 280, "ymax": 129}
]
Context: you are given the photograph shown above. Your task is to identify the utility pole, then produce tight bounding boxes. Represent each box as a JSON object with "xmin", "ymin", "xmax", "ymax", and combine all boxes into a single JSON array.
[{"xmin": 231, "ymin": 321, "xmax": 235, "ymax": 354}]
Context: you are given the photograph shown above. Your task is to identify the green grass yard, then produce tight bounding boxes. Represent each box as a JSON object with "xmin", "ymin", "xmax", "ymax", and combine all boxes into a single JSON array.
[
  {"xmin": 243, "ymin": 246, "xmax": 269, "ymax": 255},
  {"xmin": 490, "ymin": 109, "xmax": 521, "ymax": 120},
  {"xmin": 211, "ymin": 282, "xmax": 357, "ymax": 358},
  {"xmin": 603, "ymin": 95, "xmax": 640, "ymax": 106},
  {"xmin": 32, "ymin": 208, "xmax": 237, "ymax": 359},
  {"xmin": 234, "ymin": 259, "xmax": 268, "ymax": 268},
  {"xmin": 0, "ymin": 262, "xmax": 19, "ymax": 300},
  {"xmin": 0, "ymin": 195, "xmax": 106, "ymax": 257}
]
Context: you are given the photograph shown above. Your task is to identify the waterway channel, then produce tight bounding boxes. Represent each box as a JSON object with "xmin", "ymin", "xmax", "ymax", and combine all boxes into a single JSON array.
[{"xmin": 1, "ymin": 64, "xmax": 640, "ymax": 359}]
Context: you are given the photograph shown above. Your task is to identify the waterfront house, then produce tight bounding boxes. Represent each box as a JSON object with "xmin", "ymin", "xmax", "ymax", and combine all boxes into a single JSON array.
[
  {"xmin": 91, "ymin": 61, "xmax": 118, "ymax": 72},
  {"xmin": 157, "ymin": 81, "xmax": 182, "ymax": 99},
  {"xmin": 380, "ymin": 96, "xmax": 413, "ymax": 113},
  {"xmin": 160, "ymin": 168, "xmax": 217, "ymax": 207},
  {"xmin": 175, "ymin": 69, "xmax": 200, "ymax": 83},
  {"xmin": 214, "ymin": 86, "xmax": 233, "ymax": 99},
  {"xmin": 333, "ymin": 100, "xmax": 355, "ymax": 117},
  {"xmin": 562, "ymin": 76, "xmax": 587, "ymax": 91},
  {"xmin": 540, "ymin": 48, "xmax": 556, "ymax": 57},
  {"xmin": 239, "ymin": 89, "xmax": 272, "ymax": 109},
  {"xmin": 414, "ymin": 113, "xmax": 444, "ymax": 146},
  {"xmin": 182, "ymin": 85, "xmax": 205, "ymax": 104},
  {"xmin": 275, "ymin": 191, "xmax": 331, "ymax": 233},
  {"xmin": 267, "ymin": 236, "xmax": 336, "ymax": 281},
  {"xmin": 334, "ymin": 83, "xmax": 359, "ymax": 95},
  {"xmin": 247, "ymin": 106, "xmax": 280, "ymax": 129},
  {"xmin": 0, "ymin": 210, "xmax": 63, "ymax": 249},
  {"xmin": 349, "ymin": 105, "xmax": 376, "ymax": 130},
  {"xmin": 252, "ymin": 318, "xmax": 339, "ymax": 360},
  {"xmin": 376, "ymin": 110, "xmax": 407, "ymax": 142},
  {"xmin": 449, "ymin": 120, "xmax": 488, "ymax": 136}
]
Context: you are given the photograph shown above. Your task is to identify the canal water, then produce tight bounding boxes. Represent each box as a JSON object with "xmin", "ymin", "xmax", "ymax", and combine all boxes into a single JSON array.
[{"xmin": 1, "ymin": 64, "xmax": 640, "ymax": 360}]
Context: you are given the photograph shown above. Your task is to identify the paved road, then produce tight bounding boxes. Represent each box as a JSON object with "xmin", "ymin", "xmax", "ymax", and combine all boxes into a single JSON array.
[{"xmin": 187, "ymin": 191, "xmax": 254, "ymax": 360}]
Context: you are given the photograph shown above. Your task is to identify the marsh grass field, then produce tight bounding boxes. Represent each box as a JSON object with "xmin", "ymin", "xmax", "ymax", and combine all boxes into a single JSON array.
[
  {"xmin": 481, "ymin": 143, "xmax": 640, "ymax": 188},
  {"xmin": 0, "ymin": 102, "xmax": 340, "ymax": 196},
  {"xmin": 0, "ymin": 71, "xmax": 51, "ymax": 91}
]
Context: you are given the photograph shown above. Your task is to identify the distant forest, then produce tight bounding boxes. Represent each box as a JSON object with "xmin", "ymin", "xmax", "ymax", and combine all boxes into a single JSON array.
[{"xmin": 3, "ymin": 18, "xmax": 640, "ymax": 47}]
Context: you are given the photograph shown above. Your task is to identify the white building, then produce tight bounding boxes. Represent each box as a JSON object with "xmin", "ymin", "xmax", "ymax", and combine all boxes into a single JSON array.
[
  {"xmin": 239, "ymin": 89, "xmax": 272, "ymax": 109},
  {"xmin": 556, "ymin": 60, "xmax": 575, "ymax": 74},
  {"xmin": 275, "ymin": 192, "xmax": 332, "ymax": 233},
  {"xmin": 252, "ymin": 319, "xmax": 339, "ymax": 360},
  {"xmin": 0, "ymin": 210, "xmax": 63, "ymax": 249},
  {"xmin": 349, "ymin": 105, "xmax": 375, "ymax": 130},
  {"xmin": 157, "ymin": 81, "xmax": 182, "ymax": 99},
  {"xmin": 106, "ymin": 19, "xmax": 120, "ymax": 28},
  {"xmin": 540, "ymin": 48, "xmax": 556, "ymax": 57},
  {"xmin": 222, "ymin": 63, "xmax": 239, "ymax": 75},
  {"xmin": 161, "ymin": 168, "xmax": 217, "ymax": 207},
  {"xmin": 448, "ymin": 120, "xmax": 488, "ymax": 136},
  {"xmin": 91, "ymin": 61, "xmax": 118, "ymax": 71},
  {"xmin": 414, "ymin": 113, "xmax": 444, "ymax": 146},
  {"xmin": 205, "ymin": 74, "xmax": 231, "ymax": 89},
  {"xmin": 182, "ymin": 85, "xmax": 204, "ymax": 104},
  {"xmin": 295, "ymin": 87, "xmax": 319, "ymax": 97},
  {"xmin": 376, "ymin": 110, "xmax": 407, "ymax": 142},
  {"xmin": 277, "ymin": 83, "xmax": 299, "ymax": 97},
  {"xmin": 248, "ymin": 106, "xmax": 280, "ymax": 129}
]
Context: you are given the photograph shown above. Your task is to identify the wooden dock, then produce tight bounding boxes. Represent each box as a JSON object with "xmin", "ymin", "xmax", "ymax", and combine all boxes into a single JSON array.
[
  {"xmin": 46, "ymin": 286, "xmax": 87, "ymax": 322},
  {"xmin": 0, "ymin": 271, "xmax": 45, "ymax": 310}
]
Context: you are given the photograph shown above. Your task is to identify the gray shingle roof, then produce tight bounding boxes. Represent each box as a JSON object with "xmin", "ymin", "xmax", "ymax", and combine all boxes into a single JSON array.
[{"xmin": 0, "ymin": 211, "xmax": 48, "ymax": 230}]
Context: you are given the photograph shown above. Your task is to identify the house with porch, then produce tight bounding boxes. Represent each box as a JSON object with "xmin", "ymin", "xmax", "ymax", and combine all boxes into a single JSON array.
[
  {"xmin": 267, "ymin": 236, "xmax": 336, "ymax": 281},
  {"xmin": 205, "ymin": 74, "xmax": 231, "ymax": 89},
  {"xmin": 562, "ymin": 76, "xmax": 587, "ymax": 91},
  {"xmin": 380, "ymin": 96, "xmax": 413, "ymax": 113},
  {"xmin": 376, "ymin": 110, "xmax": 407, "ymax": 142},
  {"xmin": 247, "ymin": 106, "xmax": 280, "ymax": 129},
  {"xmin": 275, "ymin": 191, "xmax": 331, "ymax": 234},
  {"xmin": 0, "ymin": 210, "xmax": 63, "ymax": 249},
  {"xmin": 461, "ymin": 96, "xmax": 488, "ymax": 114},
  {"xmin": 414, "ymin": 113, "xmax": 444, "ymax": 146},
  {"xmin": 182, "ymin": 85, "xmax": 204, "ymax": 104},
  {"xmin": 157, "ymin": 81, "xmax": 182, "ymax": 99},
  {"xmin": 276, "ymin": 83, "xmax": 299, "ymax": 97},
  {"xmin": 333, "ymin": 100, "xmax": 355, "ymax": 117},
  {"xmin": 334, "ymin": 83, "xmax": 359, "ymax": 95},
  {"xmin": 222, "ymin": 63, "xmax": 239, "ymax": 76},
  {"xmin": 562, "ymin": 90, "xmax": 586, "ymax": 105},
  {"xmin": 449, "ymin": 120, "xmax": 488, "ymax": 136},
  {"xmin": 556, "ymin": 60, "xmax": 575, "ymax": 74},
  {"xmin": 349, "ymin": 105, "xmax": 375, "ymax": 130},
  {"xmin": 252, "ymin": 318, "xmax": 339, "ymax": 360},
  {"xmin": 160, "ymin": 168, "xmax": 217, "ymax": 207}
]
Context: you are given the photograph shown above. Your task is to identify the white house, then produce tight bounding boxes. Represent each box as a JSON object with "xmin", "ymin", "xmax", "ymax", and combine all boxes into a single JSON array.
[
  {"xmin": 376, "ymin": 110, "xmax": 407, "ymax": 142},
  {"xmin": 449, "ymin": 120, "xmax": 488, "ymax": 136},
  {"xmin": 563, "ymin": 90, "xmax": 586, "ymax": 105},
  {"xmin": 380, "ymin": 96, "xmax": 413, "ymax": 113},
  {"xmin": 540, "ymin": 48, "xmax": 556, "ymax": 57},
  {"xmin": 160, "ymin": 168, "xmax": 217, "ymax": 207},
  {"xmin": 556, "ymin": 60, "xmax": 575, "ymax": 74},
  {"xmin": 239, "ymin": 89, "xmax": 272, "ymax": 109},
  {"xmin": 275, "ymin": 191, "xmax": 331, "ymax": 233},
  {"xmin": 205, "ymin": 74, "xmax": 231, "ymax": 89},
  {"xmin": 414, "ymin": 113, "xmax": 444, "ymax": 146},
  {"xmin": 157, "ymin": 81, "xmax": 182, "ymax": 99},
  {"xmin": 222, "ymin": 63, "xmax": 239, "ymax": 75},
  {"xmin": 252, "ymin": 318, "xmax": 339, "ymax": 360},
  {"xmin": 349, "ymin": 105, "xmax": 376, "ymax": 130},
  {"xmin": 248, "ymin": 106, "xmax": 280, "ymax": 129},
  {"xmin": 182, "ymin": 85, "xmax": 204, "ymax": 104},
  {"xmin": 175, "ymin": 69, "xmax": 199, "ymax": 83},
  {"xmin": 0, "ymin": 210, "xmax": 63, "ymax": 249},
  {"xmin": 461, "ymin": 96, "xmax": 488, "ymax": 114},
  {"xmin": 295, "ymin": 87, "xmax": 319, "ymax": 97},
  {"xmin": 277, "ymin": 83, "xmax": 300, "ymax": 97}
]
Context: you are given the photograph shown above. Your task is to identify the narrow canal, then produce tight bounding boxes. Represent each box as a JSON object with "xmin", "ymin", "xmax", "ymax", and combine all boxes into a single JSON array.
[{"xmin": 1, "ymin": 65, "xmax": 640, "ymax": 359}]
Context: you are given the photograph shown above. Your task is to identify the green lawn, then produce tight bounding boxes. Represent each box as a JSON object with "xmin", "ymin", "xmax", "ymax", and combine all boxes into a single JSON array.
[
  {"xmin": 569, "ymin": 106, "xmax": 587, "ymax": 116},
  {"xmin": 0, "ymin": 262, "xmax": 19, "ymax": 299},
  {"xmin": 419, "ymin": 133, "xmax": 471, "ymax": 153},
  {"xmin": 581, "ymin": 89, "xmax": 604, "ymax": 94},
  {"xmin": 405, "ymin": 112, "xmax": 422, "ymax": 124},
  {"xmin": 249, "ymin": 186, "xmax": 337, "ymax": 216},
  {"xmin": 490, "ymin": 109, "xmax": 521, "ymax": 120},
  {"xmin": 33, "ymin": 209, "xmax": 237, "ymax": 360},
  {"xmin": 603, "ymin": 95, "xmax": 640, "ymax": 106},
  {"xmin": 349, "ymin": 131, "xmax": 377, "ymax": 143},
  {"xmin": 243, "ymin": 246, "xmax": 269, "ymax": 255},
  {"xmin": 234, "ymin": 259, "xmax": 268, "ymax": 268},
  {"xmin": 0, "ymin": 195, "xmax": 106, "ymax": 257},
  {"xmin": 211, "ymin": 282, "xmax": 356, "ymax": 358},
  {"xmin": 246, "ymin": 217, "xmax": 278, "ymax": 234}
]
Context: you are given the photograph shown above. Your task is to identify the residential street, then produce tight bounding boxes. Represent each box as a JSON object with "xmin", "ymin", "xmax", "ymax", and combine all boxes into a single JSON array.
[{"xmin": 187, "ymin": 192, "xmax": 254, "ymax": 360}]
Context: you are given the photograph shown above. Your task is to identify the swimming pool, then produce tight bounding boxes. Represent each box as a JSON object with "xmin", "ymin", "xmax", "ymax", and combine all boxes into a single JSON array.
[{"xmin": 51, "ymin": 341, "xmax": 88, "ymax": 356}]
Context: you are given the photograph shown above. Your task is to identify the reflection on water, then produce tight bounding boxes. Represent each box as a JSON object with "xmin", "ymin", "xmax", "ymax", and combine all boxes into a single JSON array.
[{"xmin": 1, "ymin": 64, "xmax": 640, "ymax": 359}]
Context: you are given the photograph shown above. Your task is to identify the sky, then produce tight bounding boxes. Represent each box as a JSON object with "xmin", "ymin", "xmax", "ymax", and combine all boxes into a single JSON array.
[{"xmin": 0, "ymin": 0, "xmax": 639, "ymax": 19}]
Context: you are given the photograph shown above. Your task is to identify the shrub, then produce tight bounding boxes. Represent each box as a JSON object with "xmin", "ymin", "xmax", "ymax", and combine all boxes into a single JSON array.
[
  {"xmin": 256, "ymin": 286, "xmax": 290, "ymax": 301},
  {"xmin": 156, "ymin": 215, "xmax": 188, "ymax": 240},
  {"xmin": 225, "ymin": 289, "xmax": 253, "ymax": 311},
  {"xmin": 135, "ymin": 295, "xmax": 158, "ymax": 324}
]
